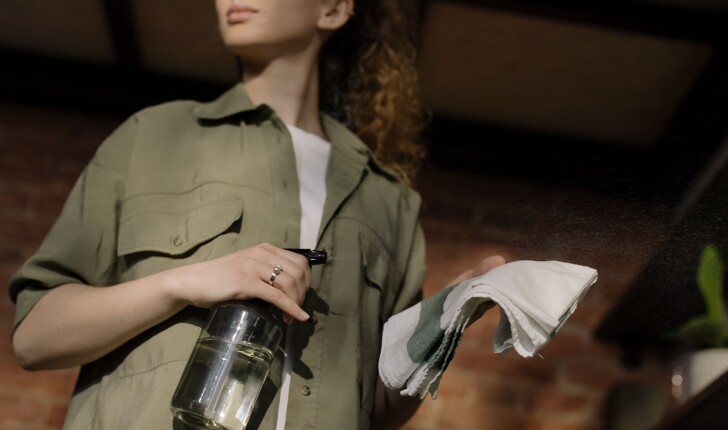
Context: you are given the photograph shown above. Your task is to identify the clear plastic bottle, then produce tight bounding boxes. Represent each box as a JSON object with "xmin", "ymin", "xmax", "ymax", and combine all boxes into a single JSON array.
[{"xmin": 171, "ymin": 249, "xmax": 327, "ymax": 430}]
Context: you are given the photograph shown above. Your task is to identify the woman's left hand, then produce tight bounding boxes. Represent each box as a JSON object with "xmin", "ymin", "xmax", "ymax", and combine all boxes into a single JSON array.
[
  {"xmin": 448, "ymin": 255, "xmax": 506, "ymax": 286},
  {"xmin": 448, "ymin": 255, "xmax": 507, "ymax": 325}
]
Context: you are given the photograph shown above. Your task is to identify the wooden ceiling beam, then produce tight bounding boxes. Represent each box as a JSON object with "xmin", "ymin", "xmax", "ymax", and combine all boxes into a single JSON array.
[
  {"xmin": 0, "ymin": 48, "xmax": 665, "ymax": 200},
  {"xmin": 0, "ymin": 48, "xmax": 224, "ymax": 115},
  {"xmin": 425, "ymin": 115, "xmax": 672, "ymax": 201},
  {"xmin": 653, "ymin": 48, "xmax": 728, "ymax": 207},
  {"xmin": 437, "ymin": 0, "xmax": 728, "ymax": 45},
  {"xmin": 426, "ymin": 0, "xmax": 728, "ymax": 205},
  {"xmin": 101, "ymin": 0, "xmax": 141, "ymax": 69}
]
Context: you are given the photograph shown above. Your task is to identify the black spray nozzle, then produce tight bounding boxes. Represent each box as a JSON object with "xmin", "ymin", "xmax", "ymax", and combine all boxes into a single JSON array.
[{"xmin": 285, "ymin": 248, "xmax": 328, "ymax": 267}]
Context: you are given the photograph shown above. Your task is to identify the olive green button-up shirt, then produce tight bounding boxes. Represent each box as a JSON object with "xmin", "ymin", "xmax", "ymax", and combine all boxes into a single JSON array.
[{"xmin": 9, "ymin": 84, "xmax": 425, "ymax": 430}]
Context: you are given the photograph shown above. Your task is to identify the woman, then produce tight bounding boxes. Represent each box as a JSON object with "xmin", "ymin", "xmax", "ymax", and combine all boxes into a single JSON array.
[{"xmin": 10, "ymin": 0, "xmax": 504, "ymax": 428}]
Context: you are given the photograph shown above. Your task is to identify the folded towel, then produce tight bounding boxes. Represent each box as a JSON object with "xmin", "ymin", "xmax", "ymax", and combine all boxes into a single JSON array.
[{"xmin": 378, "ymin": 260, "xmax": 598, "ymax": 399}]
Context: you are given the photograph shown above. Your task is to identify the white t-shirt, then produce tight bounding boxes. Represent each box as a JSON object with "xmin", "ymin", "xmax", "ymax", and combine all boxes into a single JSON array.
[
  {"xmin": 276, "ymin": 124, "xmax": 330, "ymax": 429},
  {"xmin": 286, "ymin": 124, "xmax": 330, "ymax": 249}
]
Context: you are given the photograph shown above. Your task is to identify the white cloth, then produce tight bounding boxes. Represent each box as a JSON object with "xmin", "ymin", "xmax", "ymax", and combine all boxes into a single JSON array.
[
  {"xmin": 276, "ymin": 125, "xmax": 330, "ymax": 430},
  {"xmin": 378, "ymin": 260, "xmax": 598, "ymax": 399}
]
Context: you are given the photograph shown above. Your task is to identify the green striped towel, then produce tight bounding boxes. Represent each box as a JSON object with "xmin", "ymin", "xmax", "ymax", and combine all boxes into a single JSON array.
[{"xmin": 379, "ymin": 260, "xmax": 598, "ymax": 399}]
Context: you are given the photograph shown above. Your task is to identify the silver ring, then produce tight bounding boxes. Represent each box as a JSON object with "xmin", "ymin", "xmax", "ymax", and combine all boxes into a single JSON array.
[{"xmin": 269, "ymin": 264, "xmax": 283, "ymax": 285}]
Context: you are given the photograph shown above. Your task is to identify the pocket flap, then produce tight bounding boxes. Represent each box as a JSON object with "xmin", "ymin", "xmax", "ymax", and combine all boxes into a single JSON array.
[
  {"xmin": 359, "ymin": 229, "xmax": 396, "ymax": 292},
  {"xmin": 118, "ymin": 198, "xmax": 243, "ymax": 256},
  {"xmin": 361, "ymin": 243, "xmax": 389, "ymax": 292}
]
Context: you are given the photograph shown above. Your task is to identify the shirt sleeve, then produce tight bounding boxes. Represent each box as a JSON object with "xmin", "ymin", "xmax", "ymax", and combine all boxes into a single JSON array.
[
  {"xmin": 391, "ymin": 222, "xmax": 426, "ymax": 315},
  {"xmin": 8, "ymin": 115, "xmax": 137, "ymax": 332},
  {"xmin": 390, "ymin": 186, "xmax": 426, "ymax": 316}
]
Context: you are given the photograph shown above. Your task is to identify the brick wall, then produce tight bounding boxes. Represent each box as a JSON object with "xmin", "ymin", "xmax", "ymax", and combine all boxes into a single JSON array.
[
  {"xmin": 0, "ymin": 99, "xmax": 673, "ymax": 429},
  {"xmin": 0, "ymin": 101, "xmax": 120, "ymax": 430},
  {"xmin": 411, "ymin": 170, "xmax": 673, "ymax": 429}
]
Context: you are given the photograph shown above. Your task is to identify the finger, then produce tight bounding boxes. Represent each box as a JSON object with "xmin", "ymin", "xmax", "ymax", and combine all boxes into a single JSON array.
[
  {"xmin": 258, "ymin": 246, "xmax": 311, "ymax": 288},
  {"xmin": 278, "ymin": 249, "xmax": 311, "ymax": 286},
  {"xmin": 260, "ymin": 263, "xmax": 281, "ymax": 287},
  {"xmin": 254, "ymin": 244, "xmax": 310, "ymax": 311},
  {"xmin": 267, "ymin": 271, "xmax": 304, "ymax": 307},
  {"xmin": 260, "ymin": 258, "xmax": 309, "ymax": 304},
  {"xmin": 473, "ymin": 255, "xmax": 506, "ymax": 277},
  {"xmin": 448, "ymin": 255, "xmax": 507, "ymax": 287},
  {"xmin": 449, "ymin": 269, "xmax": 474, "ymax": 286},
  {"xmin": 254, "ymin": 280, "xmax": 310, "ymax": 322},
  {"xmin": 275, "ymin": 251, "xmax": 311, "ymax": 301}
]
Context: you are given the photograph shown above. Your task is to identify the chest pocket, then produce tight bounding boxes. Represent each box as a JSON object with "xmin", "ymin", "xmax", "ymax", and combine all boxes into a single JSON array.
[
  {"xmin": 117, "ymin": 183, "xmax": 244, "ymax": 278},
  {"xmin": 109, "ymin": 185, "xmax": 244, "ymax": 378},
  {"xmin": 359, "ymin": 229, "xmax": 398, "ymax": 322}
]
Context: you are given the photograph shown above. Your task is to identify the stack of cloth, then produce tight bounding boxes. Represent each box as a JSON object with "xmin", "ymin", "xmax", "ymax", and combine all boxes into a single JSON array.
[{"xmin": 379, "ymin": 260, "xmax": 598, "ymax": 399}]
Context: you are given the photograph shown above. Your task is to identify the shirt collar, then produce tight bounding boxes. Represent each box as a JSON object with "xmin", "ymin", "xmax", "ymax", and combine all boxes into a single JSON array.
[
  {"xmin": 193, "ymin": 83, "xmax": 263, "ymax": 120},
  {"xmin": 194, "ymin": 84, "xmax": 400, "ymax": 181},
  {"xmin": 322, "ymin": 114, "xmax": 400, "ymax": 180}
]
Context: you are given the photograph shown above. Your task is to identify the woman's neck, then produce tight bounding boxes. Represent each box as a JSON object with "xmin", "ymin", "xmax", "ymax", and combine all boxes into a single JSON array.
[{"xmin": 241, "ymin": 51, "xmax": 325, "ymax": 139}]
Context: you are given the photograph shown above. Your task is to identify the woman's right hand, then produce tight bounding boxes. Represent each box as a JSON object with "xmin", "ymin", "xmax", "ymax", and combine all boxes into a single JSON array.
[
  {"xmin": 164, "ymin": 243, "xmax": 311, "ymax": 322},
  {"xmin": 14, "ymin": 243, "xmax": 311, "ymax": 370}
]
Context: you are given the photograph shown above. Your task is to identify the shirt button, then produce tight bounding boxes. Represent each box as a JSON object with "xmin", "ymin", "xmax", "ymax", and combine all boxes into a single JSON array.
[
  {"xmin": 301, "ymin": 386, "xmax": 311, "ymax": 396},
  {"xmin": 172, "ymin": 236, "xmax": 184, "ymax": 247}
]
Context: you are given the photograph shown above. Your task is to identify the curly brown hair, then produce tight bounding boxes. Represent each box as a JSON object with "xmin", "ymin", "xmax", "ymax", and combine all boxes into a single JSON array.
[{"xmin": 320, "ymin": 0, "xmax": 428, "ymax": 185}]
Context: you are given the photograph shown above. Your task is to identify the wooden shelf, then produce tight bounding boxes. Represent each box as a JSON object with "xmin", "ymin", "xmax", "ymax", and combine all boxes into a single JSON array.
[{"xmin": 654, "ymin": 370, "xmax": 728, "ymax": 429}]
